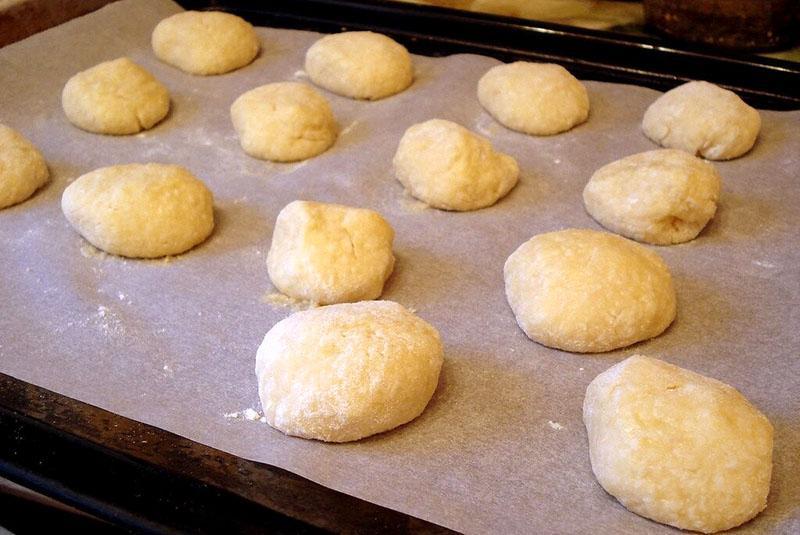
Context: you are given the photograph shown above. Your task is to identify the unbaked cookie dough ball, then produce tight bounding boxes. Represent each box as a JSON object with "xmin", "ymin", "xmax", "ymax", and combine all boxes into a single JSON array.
[
  {"xmin": 393, "ymin": 119, "xmax": 519, "ymax": 211},
  {"xmin": 642, "ymin": 81, "xmax": 761, "ymax": 160},
  {"xmin": 504, "ymin": 229, "xmax": 676, "ymax": 353},
  {"xmin": 255, "ymin": 301, "xmax": 443, "ymax": 442},
  {"xmin": 230, "ymin": 82, "xmax": 338, "ymax": 162},
  {"xmin": 152, "ymin": 11, "xmax": 259, "ymax": 75},
  {"xmin": 0, "ymin": 125, "xmax": 49, "ymax": 210},
  {"xmin": 62, "ymin": 164, "xmax": 214, "ymax": 258},
  {"xmin": 583, "ymin": 149, "xmax": 721, "ymax": 245},
  {"xmin": 305, "ymin": 31, "xmax": 413, "ymax": 100},
  {"xmin": 62, "ymin": 58, "xmax": 170, "ymax": 135},
  {"xmin": 584, "ymin": 355, "xmax": 773, "ymax": 533},
  {"xmin": 267, "ymin": 201, "xmax": 395, "ymax": 304},
  {"xmin": 477, "ymin": 61, "xmax": 589, "ymax": 135}
]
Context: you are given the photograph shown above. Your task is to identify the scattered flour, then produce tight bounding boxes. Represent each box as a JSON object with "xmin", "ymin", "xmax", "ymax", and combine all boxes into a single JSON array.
[{"xmin": 547, "ymin": 420, "xmax": 564, "ymax": 430}]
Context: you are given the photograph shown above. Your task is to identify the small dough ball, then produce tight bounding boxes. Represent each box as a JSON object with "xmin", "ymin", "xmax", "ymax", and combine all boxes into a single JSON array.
[
  {"xmin": 584, "ymin": 355, "xmax": 773, "ymax": 533},
  {"xmin": 62, "ymin": 164, "xmax": 214, "ymax": 258},
  {"xmin": 62, "ymin": 58, "xmax": 170, "ymax": 135},
  {"xmin": 583, "ymin": 149, "xmax": 722, "ymax": 245},
  {"xmin": 478, "ymin": 61, "xmax": 589, "ymax": 135},
  {"xmin": 152, "ymin": 11, "xmax": 259, "ymax": 75},
  {"xmin": 255, "ymin": 301, "xmax": 443, "ymax": 442},
  {"xmin": 0, "ymin": 125, "xmax": 49, "ymax": 209},
  {"xmin": 305, "ymin": 31, "xmax": 413, "ymax": 100},
  {"xmin": 393, "ymin": 119, "xmax": 519, "ymax": 211},
  {"xmin": 504, "ymin": 229, "xmax": 676, "ymax": 353},
  {"xmin": 642, "ymin": 81, "xmax": 761, "ymax": 160},
  {"xmin": 267, "ymin": 200, "xmax": 395, "ymax": 304},
  {"xmin": 230, "ymin": 82, "xmax": 338, "ymax": 162}
]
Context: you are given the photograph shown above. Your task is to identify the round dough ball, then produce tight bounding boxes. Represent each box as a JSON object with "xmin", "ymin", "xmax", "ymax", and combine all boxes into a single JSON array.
[
  {"xmin": 62, "ymin": 164, "xmax": 214, "ymax": 258},
  {"xmin": 255, "ymin": 301, "xmax": 443, "ymax": 442},
  {"xmin": 0, "ymin": 125, "xmax": 49, "ymax": 210},
  {"xmin": 152, "ymin": 11, "xmax": 259, "ymax": 75},
  {"xmin": 504, "ymin": 229, "xmax": 676, "ymax": 353},
  {"xmin": 62, "ymin": 58, "xmax": 170, "ymax": 135},
  {"xmin": 267, "ymin": 200, "xmax": 395, "ymax": 305},
  {"xmin": 583, "ymin": 149, "xmax": 722, "ymax": 245},
  {"xmin": 584, "ymin": 355, "xmax": 773, "ymax": 533},
  {"xmin": 393, "ymin": 119, "xmax": 519, "ymax": 211},
  {"xmin": 477, "ymin": 61, "xmax": 589, "ymax": 135},
  {"xmin": 642, "ymin": 81, "xmax": 761, "ymax": 160},
  {"xmin": 230, "ymin": 82, "xmax": 338, "ymax": 162},
  {"xmin": 305, "ymin": 31, "xmax": 413, "ymax": 100}
]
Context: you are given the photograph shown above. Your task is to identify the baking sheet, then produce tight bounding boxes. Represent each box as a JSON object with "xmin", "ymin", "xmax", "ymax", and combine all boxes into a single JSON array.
[{"xmin": 1, "ymin": 1, "xmax": 799, "ymax": 532}]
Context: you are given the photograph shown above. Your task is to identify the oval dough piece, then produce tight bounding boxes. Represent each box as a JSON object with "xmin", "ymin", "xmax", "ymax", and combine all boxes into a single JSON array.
[
  {"xmin": 62, "ymin": 164, "xmax": 214, "ymax": 258},
  {"xmin": 152, "ymin": 11, "xmax": 259, "ymax": 75},
  {"xmin": 62, "ymin": 58, "xmax": 170, "ymax": 135},
  {"xmin": 230, "ymin": 82, "xmax": 338, "ymax": 162},
  {"xmin": 504, "ymin": 229, "xmax": 676, "ymax": 353},
  {"xmin": 642, "ymin": 81, "xmax": 761, "ymax": 160},
  {"xmin": 305, "ymin": 31, "xmax": 413, "ymax": 100},
  {"xmin": 0, "ymin": 125, "xmax": 49, "ymax": 210},
  {"xmin": 584, "ymin": 355, "xmax": 773, "ymax": 533},
  {"xmin": 255, "ymin": 301, "xmax": 443, "ymax": 442},
  {"xmin": 393, "ymin": 119, "xmax": 519, "ymax": 211},
  {"xmin": 267, "ymin": 200, "xmax": 395, "ymax": 305},
  {"xmin": 583, "ymin": 149, "xmax": 722, "ymax": 245},
  {"xmin": 478, "ymin": 61, "xmax": 589, "ymax": 135}
]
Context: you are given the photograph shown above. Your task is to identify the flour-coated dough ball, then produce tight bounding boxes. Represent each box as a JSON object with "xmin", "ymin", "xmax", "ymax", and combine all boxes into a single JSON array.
[
  {"xmin": 255, "ymin": 301, "xmax": 443, "ymax": 442},
  {"xmin": 504, "ymin": 229, "xmax": 676, "ymax": 353},
  {"xmin": 152, "ymin": 11, "xmax": 259, "ymax": 75},
  {"xmin": 0, "ymin": 125, "xmax": 49, "ymax": 209},
  {"xmin": 267, "ymin": 201, "xmax": 395, "ymax": 305},
  {"xmin": 583, "ymin": 149, "xmax": 721, "ymax": 245},
  {"xmin": 642, "ymin": 81, "xmax": 761, "ymax": 160},
  {"xmin": 231, "ymin": 82, "xmax": 338, "ymax": 162},
  {"xmin": 62, "ymin": 58, "xmax": 169, "ymax": 135},
  {"xmin": 393, "ymin": 119, "xmax": 519, "ymax": 211},
  {"xmin": 61, "ymin": 164, "xmax": 214, "ymax": 258},
  {"xmin": 478, "ymin": 61, "xmax": 589, "ymax": 135},
  {"xmin": 584, "ymin": 355, "xmax": 773, "ymax": 533},
  {"xmin": 305, "ymin": 31, "xmax": 413, "ymax": 100}
]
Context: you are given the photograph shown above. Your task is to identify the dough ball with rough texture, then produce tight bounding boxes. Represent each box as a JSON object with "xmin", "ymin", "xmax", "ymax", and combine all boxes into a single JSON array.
[
  {"xmin": 255, "ymin": 301, "xmax": 443, "ymax": 442},
  {"xmin": 504, "ymin": 229, "xmax": 676, "ymax": 353},
  {"xmin": 393, "ymin": 119, "xmax": 519, "ymax": 211},
  {"xmin": 0, "ymin": 125, "xmax": 49, "ymax": 209},
  {"xmin": 152, "ymin": 11, "xmax": 259, "ymax": 75},
  {"xmin": 583, "ymin": 149, "xmax": 721, "ymax": 245},
  {"xmin": 267, "ymin": 200, "xmax": 395, "ymax": 305},
  {"xmin": 62, "ymin": 164, "xmax": 214, "ymax": 258},
  {"xmin": 305, "ymin": 31, "xmax": 413, "ymax": 100},
  {"xmin": 231, "ymin": 82, "xmax": 338, "ymax": 162},
  {"xmin": 642, "ymin": 81, "xmax": 761, "ymax": 160},
  {"xmin": 62, "ymin": 58, "xmax": 170, "ymax": 135},
  {"xmin": 478, "ymin": 61, "xmax": 589, "ymax": 135},
  {"xmin": 584, "ymin": 355, "xmax": 773, "ymax": 533}
]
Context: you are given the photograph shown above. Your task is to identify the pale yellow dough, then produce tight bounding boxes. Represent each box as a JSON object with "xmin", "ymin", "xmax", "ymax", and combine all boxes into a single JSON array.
[
  {"xmin": 305, "ymin": 31, "xmax": 413, "ymax": 100},
  {"xmin": 152, "ymin": 11, "xmax": 259, "ymax": 75},
  {"xmin": 583, "ymin": 149, "xmax": 721, "ymax": 245},
  {"xmin": 584, "ymin": 355, "xmax": 773, "ymax": 533},
  {"xmin": 267, "ymin": 201, "xmax": 395, "ymax": 305},
  {"xmin": 255, "ymin": 301, "xmax": 443, "ymax": 442},
  {"xmin": 393, "ymin": 119, "xmax": 519, "ymax": 211},
  {"xmin": 0, "ymin": 125, "xmax": 49, "ymax": 209},
  {"xmin": 61, "ymin": 164, "xmax": 214, "ymax": 258},
  {"xmin": 61, "ymin": 58, "xmax": 170, "ymax": 135},
  {"xmin": 504, "ymin": 229, "xmax": 676, "ymax": 353},
  {"xmin": 477, "ymin": 61, "xmax": 589, "ymax": 135}
]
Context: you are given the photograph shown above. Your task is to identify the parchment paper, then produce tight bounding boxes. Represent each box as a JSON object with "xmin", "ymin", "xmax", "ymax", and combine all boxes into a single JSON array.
[{"xmin": 1, "ymin": 1, "xmax": 798, "ymax": 532}]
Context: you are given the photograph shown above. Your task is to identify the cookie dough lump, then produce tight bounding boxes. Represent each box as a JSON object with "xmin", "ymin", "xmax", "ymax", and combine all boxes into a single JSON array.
[
  {"xmin": 255, "ymin": 301, "xmax": 443, "ymax": 442},
  {"xmin": 0, "ymin": 125, "xmax": 49, "ymax": 209},
  {"xmin": 584, "ymin": 355, "xmax": 774, "ymax": 533}
]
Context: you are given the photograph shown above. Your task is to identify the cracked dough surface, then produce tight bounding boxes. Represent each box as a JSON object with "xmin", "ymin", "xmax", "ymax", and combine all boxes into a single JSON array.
[{"xmin": 0, "ymin": 125, "xmax": 49, "ymax": 210}]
